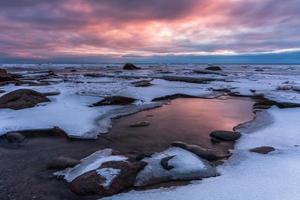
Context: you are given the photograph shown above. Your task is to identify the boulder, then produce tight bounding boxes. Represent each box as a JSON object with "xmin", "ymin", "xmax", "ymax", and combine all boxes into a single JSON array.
[
  {"xmin": 171, "ymin": 141, "xmax": 230, "ymax": 161},
  {"xmin": 205, "ymin": 65, "xmax": 222, "ymax": 71},
  {"xmin": 92, "ymin": 96, "xmax": 136, "ymax": 106},
  {"xmin": 123, "ymin": 63, "xmax": 140, "ymax": 70},
  {"xmin": 70, "ymin": 161, "xmax": 146, "ymax": 196},
  {"xmin": 0, "ymin": 89, "xmax": 50, "ymax": 110},
  {"xmin": 249, "ymin": 146, "xmax": 275, "ymax": 154},
  {"xmin": 210, "ymin": 130, "xmax": 241, "ymax": 141},
  {"xmin": 134, "ymin": 147, "xmax": 218, "ymax": 187},
  {"xmin": 129, "ymin": 121, "xmax": 150, "ymax": 128},
  {"xmin": 47, "ymin": 156, "xmax": 81, "ymax": 170}
]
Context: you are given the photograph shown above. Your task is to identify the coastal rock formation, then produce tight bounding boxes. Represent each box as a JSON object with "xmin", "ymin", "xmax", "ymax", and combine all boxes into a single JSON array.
[
  {"xmin": 171, "ymin": 141, "xmax": 230, "ymax": 161},
  {"xmin": 123, "ymin": 63, "xmax": 141, "ymax": 70},
  {"xmin": 249, "ymin": 146, "xmax": 275, "ymax": 154},
  {"xmin": 0, "ymin": 89, "xmax": 50, "ymax": 110},
  {"xmin": 210, "ymin": 130, "xmax": 241, "ymax": 141},
  {"xmin": 92, "ymin": 96, "xmax": 136, "ymax": 106},
  {"xmin": 134, "ymin": 147, "xmax": 218, "ymax": 187},
  {"xmin": 70, "ymin": 160, "xmax": 146, "ymax": 196}
]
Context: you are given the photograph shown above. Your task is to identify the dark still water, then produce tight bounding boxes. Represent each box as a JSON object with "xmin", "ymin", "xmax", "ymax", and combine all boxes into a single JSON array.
[{"xmin": 107, "ymin": 97, "xmax": 255, "ymax": 154}]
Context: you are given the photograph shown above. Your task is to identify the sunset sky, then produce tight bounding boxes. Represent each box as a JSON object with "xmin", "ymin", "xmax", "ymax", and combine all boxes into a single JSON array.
[{"xmin": 0, "ymin": 0, "xmax": 300, "ymax": 63}]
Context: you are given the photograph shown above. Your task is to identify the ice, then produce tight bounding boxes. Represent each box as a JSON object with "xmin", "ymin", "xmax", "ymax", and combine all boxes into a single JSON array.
[
  {"xmin": 116, "ymin": 79, "xmax": 213, "ymax": 102},
  {"xmin": 54, "ymin": 149, "xmax": 127, "ymax": 182},
  {"xmin": 103, "ymin": 107, "xmax": 300, "ymax": 200},
  {"xmin": 96, "ymin": 168, "xmax": 121, "ymax": 189},
  {"xmin": 134, "ymin": 147, "xmax": 217, "ymax": 187}
]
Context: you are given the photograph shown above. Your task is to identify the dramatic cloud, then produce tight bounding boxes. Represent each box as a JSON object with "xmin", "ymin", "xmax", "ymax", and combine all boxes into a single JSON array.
[{"xmin": 0, "ymin": 0, "xmax": 300, "ymax": 63}]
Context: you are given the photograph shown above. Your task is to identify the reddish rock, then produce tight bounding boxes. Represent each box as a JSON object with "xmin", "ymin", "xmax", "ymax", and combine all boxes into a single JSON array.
[
  {"xmin": 70, "ymin": 161, "xmax": 146, "ymax": 196},
  {"xmin": 0, "ymin": 89, "xmax": 50, "ymax": 110}
]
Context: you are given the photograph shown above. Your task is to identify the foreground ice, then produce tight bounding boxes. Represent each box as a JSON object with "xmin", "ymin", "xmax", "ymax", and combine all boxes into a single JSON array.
[
  {"xmin": 103, "ymin": 107, "xmax": 300, "ymax": 200},
  {"xmin": 54, "ymin": 149, "xmax": 127, "ymax": 182}
]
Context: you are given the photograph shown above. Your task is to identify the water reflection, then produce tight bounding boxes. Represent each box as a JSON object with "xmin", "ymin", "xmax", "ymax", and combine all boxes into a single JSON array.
[{"xmin": 107, "ymin": 97, "xmax": 255, "ymax": 154}]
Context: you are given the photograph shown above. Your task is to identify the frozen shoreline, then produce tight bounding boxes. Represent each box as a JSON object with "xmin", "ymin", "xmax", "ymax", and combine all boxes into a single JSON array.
[{"xmin": 1, "ymin": 64, "xmax": 300, "ymax": 200}]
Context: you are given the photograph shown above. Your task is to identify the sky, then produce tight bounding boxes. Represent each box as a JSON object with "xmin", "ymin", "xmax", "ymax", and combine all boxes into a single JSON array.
[{"xmin": 0, "ymin": 0, "xmax": 300, "ymax": 64}]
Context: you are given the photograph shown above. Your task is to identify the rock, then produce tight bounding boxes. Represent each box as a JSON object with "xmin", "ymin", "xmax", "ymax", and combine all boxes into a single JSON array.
[
  {"xmin": 171, "ymin": 141, "xmax": 229, "ymax": 161},
  {"xmin": 160, "ymin": 156, "xmax": 175, "ymax": 170},
  {"xmin": 249, "ymin": 146, "xmax": 275, "ymax": 154},
  {"xmin": 92, "ymin": 96, "xmax": 136, "ymax": 106},
  {"xmin": 132, "ymin": 80, "xmax": 153, "ymax": 87},
  {"xmin": 210, "ymin": 130, "xmax": 241, "ymax": 141},
  {"xmin": 134, "ymin": 147, "xmax": 218, "ymax": 187},
  {"xmin": 205, "ymin": 65, "xmax": 222, "ymax": 71},
  {"xmin": 129, "ymin": 121, "xmax": 150, "ymax": 128},
  {"xmin": 0, "ymin": 68, "xmax": 16, "ymax": 83},
  {"xmin": 123, "ymin": 63, "xmax": 141, "ymax": 70},
  {"xmin": 5, "ymin": 132, "xmax": 25, "ymax": 143},
  {"xmin": 0, "ymin": 90, "xmax": 5, "ymax": 94},
  {"xmin": 0, "ymin": 89, "xmax": 50, "ymax": 110},
  {"xmin": 70, "ymin": 160, "xmax": 146, "ymax": 196},
  {"xmin": 47, "ymin": 156, "xmax": 81, "ymax": 170}
]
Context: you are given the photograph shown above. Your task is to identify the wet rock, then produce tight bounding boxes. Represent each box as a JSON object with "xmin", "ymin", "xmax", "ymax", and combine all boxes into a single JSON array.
[
  {"xmin": 160, "ymin": 156, "xmax": 175, "ymax": 170},
  {"xmin": 0, "ymin": 89, "xmax": 50, "ymax": 110},
  {"xmin": 5, "ymin": 132, "xmax": 25, "ymax": 143},
  {"xmin": 47, "ymin": 156, "xmax": 81, "ymax": 170},
  {"xmin": 129, "ymin": 121, "xmax": 150, "ymax": 128},
  {"xmin": 0, "ymin": 90, "xmax": 5, "ymax": 94},
  {"xmin": 210, "ymin": 130, "xmax": 241, "ymax": 141},
  {"xmin": 205, "ymin": 65, "xmax": 222, "ymax": 71},
  {"xmin": 171, "ymin": 141, "xmax": 229, "ymax": 161},
  {"xmin": 70, "ymin": 160, "xmax": 146, "ymax": 196},
  {"xmin": 123, "ymin": 63, "xmax": 141, "ymax": 70},
  {"xmin": 92, "ymin": 96, "xmax": 136, "ymax": 106},
  {"xmin": 134, "ymin": 147, "xmax": 218, "ymax": 187},
  {"xmin": 249, "ymin": 146, "xmax": 275, "ymax": 154},
  {"xmin": 132, "ymin": 80, "xmax": 153, "ymax": 87}
]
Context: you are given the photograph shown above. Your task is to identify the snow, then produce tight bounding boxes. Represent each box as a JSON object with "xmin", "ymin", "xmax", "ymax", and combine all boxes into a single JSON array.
[
  {"xmin": 103, "ymin": 107, "xmax": 300, "ymax": 200},
  {"xmin": 116, "ymin": 79, "xmax": 213, "ymax": 102},
  {"xmin": 54, "ymin": 149, "xmax": 127, "ymax": 182},
  {"xmin": 134, "ymin": 147, "xmax": 217, "ymax": 187},
  {"xmin": 96, "ymin": 168, "xmax": 121, "ymax": 189}
]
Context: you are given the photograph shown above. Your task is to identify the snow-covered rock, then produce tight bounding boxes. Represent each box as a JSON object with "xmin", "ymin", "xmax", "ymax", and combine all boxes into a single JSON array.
[{"xmin": 134, "ymin": 147, "xmax": 218, "ymax": 187}]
